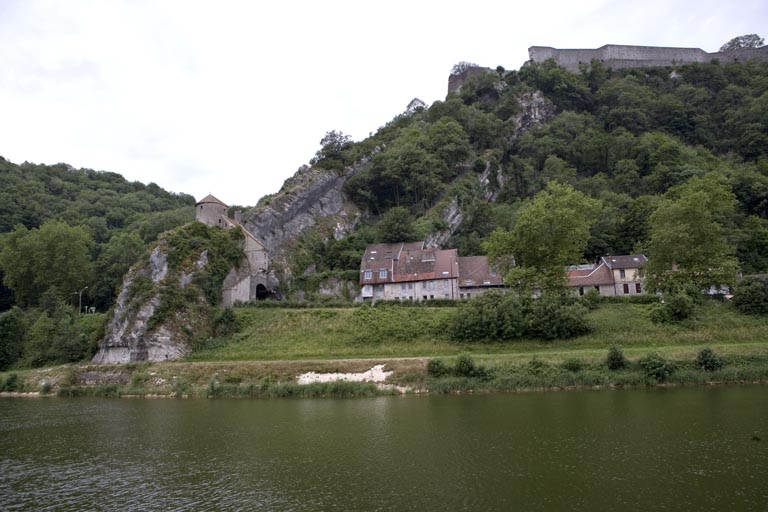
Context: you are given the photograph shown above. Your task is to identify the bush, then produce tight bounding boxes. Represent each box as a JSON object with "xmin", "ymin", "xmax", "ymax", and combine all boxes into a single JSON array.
[
  {"xmin": 605, "ymin": 345, "xmax": 628, "ymax": 370},
  {"xmin": 650, "ymin": 293, "xmax": 695, "ymax": 323},
  {"xmin": 426, "ymin": 358, "xmax": 449, "ymax": 377},
  {"xmin": 561, "ymin": 358, "xmax": 584, "ymax": 372},
  {"xmin": 450, "ymin": 292, "xmax": 591, "ymax": 342},
  {"xmin": 639, "ymin": 352, "xmax": 675, "ymax": 382},
  {"xmin": 732, "ymin": 277, "xmax": 768, "ymax": 315},
  {"xmin": 525, "ymin": 297, "xmax": 591, "ymax": 340},
  {"xmin": 454, "ymin": 354, "xmax": 480, "ymax": 378},
  {"xmin": 696, "ymin": 347, "xmax": 724, "ymax": 371},
  {"xmin": 1, "ymin": 373, "xmax": 22, "ymax": 392}
]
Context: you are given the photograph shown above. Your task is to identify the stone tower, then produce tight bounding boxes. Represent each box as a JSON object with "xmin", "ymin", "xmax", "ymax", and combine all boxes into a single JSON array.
[{"xmin": 195, "ymin": 194, "xmax": 229, "ymax": 227}]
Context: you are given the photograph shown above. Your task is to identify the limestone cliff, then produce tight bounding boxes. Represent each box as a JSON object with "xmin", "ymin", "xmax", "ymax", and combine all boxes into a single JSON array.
[
  {"xmin": 242, "ymin": 157, "xmax": 372, "ymax": 271},
  {"xmin": 93, "ymin": 223, "xmax": 244, "ymax": 363}
]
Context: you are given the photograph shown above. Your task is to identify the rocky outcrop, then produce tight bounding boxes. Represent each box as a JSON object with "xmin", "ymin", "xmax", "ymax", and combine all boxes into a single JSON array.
[
  {"xmin": 509, "ymin": 91, "xmax": 557, "ymax": 140},
  {"xmin": 93, "ymin": 234, "xmax": 215, "ymax": 364},
  {"xmin": 242, "ymin": 155, "xmax": 373, "ymax": 267}
]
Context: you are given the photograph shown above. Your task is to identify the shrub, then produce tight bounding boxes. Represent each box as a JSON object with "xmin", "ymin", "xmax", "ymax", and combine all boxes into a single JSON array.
[
  {"xmin": 639, "ymin": 352, "xmax": 675, "ymax": 382},
  {"xmin": 525, "ymin": 297, "xmax": 591, "ymax": 340},
  {"xmin": 650, "ymin": 293, "xmax": 696, "ymax": 323},
  {"xmin": 426, "ymin": 358, "xmax": 449, "ymax": 377},
  {"xmin": 454, "ymin": 354, "xmax": 479, "ymax": 377},
  {"xmin": 1, "ymin": 373, "xmax": 22, "ymax": 392},
  {"xmin": 561, "ymin": 358, "xmax": 584, "ymax": 372},
  {"xmin": 732, "ymin": 277, "xmax": 768, "ymax": 315},
  {"xmin": 696, "ymin": 347, "xmax": 724, "ymax": 372},
  {"xmin": 605, "ymin": 345, "xmax": 628, "ymax": 370}
]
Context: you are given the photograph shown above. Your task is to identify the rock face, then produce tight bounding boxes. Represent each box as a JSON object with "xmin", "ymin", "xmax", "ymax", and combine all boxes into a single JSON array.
[
  {"xmin": 93, "ymin": 241, "xmax": 211, "ymax": 364},
  {"xmin": 510, "ymin": 91, "xmax": 557, "ymax": 140},
  {"xmin": 242, "ymin": 156, "xmax": 372, "ymax": 267}
]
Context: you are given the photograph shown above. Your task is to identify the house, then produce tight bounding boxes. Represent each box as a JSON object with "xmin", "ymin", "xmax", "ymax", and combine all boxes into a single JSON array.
[
  {"xmin": 566, "ymin": 254, "xmax": 647, "ymax": 296},
  {"xmin": 195, "ymin": 194, "xmax": 272, "ymax": 305},
  {"xmin": 602, "ymin": 254, "xmax": 647, "ymax": 295},
  {"xmin": 457, "ymin": 256, "xmax": 504, "ymax": 299},
  {"xmin": 359, "ymin": 242, "xmax": 459, "ymax": 301}
]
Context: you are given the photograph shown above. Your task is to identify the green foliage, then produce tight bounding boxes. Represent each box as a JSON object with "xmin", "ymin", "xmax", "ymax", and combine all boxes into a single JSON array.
[
  {"xmin": 212, "ymin": 308, "xmax": 241, "ymax": 337},
  {"xmin": 605, "ymin": 345, "xmax": 628, "ymax": 370},
  {"xmin": 351, "ymin": 304, "xmax": 450, "ymax": 344},
  {"xmin": 0, "ymin": 220, "xmax": 94, "ymax": 307},
  {"xmin": 485, "ymin": 182, "xmax": 599, "ymax": 295},
  {"xmin": 426, "ymin": 358, "xmax": 450, "ymax": 377},
  {"xmin": 696, "ymin": 347, "xmax": 724, "ymax": 371},
  {"xmin": 561, "ymin": 358, "xmax": 584, "ymax": 372},
  {"xmin": 377, "ymin": 207, "xmax": 416, "ymax": 243},
  {"xmin": 649, "ymin": 294, "xmax": 696, "ymax": 324},
  {"xmin": 732, "ymin": 277, "xmax": 768, "ymax": 315},
  {"xmin": 638, "ymin": 352, "xmax": 676, "ymax": 382},
  {"xmin": 0, "ymin": 307, "xmax": 26, "ymax": 370},
  {"xmin": 0, "ymin": 372, "xmax": 22, "ymax": 392},
  {"xmin": 526, "ymin": 297, "xmax": 592, "ymax": 340},
  {"xmin": 449, "ymin": 291, "xmax": 591, "ymax": 342},
  {"xmin": 719, "ymin": 34, "xmax": 765, "ymax": 51},
  {"xmin": 645, "ymin": 173, "xmax": 740, "ymax": 293}
]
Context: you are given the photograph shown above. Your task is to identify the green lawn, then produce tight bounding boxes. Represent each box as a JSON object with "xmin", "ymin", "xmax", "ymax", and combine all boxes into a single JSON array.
[{"xmin": 188, "ymin": 301, "xmax": 768, "ymax": 362}]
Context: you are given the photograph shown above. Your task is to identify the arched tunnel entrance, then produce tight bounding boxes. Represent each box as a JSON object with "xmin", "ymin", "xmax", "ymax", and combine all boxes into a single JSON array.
[{"xmin": 256, "ymin": 283, "xmax": 269, "ymax": 300}]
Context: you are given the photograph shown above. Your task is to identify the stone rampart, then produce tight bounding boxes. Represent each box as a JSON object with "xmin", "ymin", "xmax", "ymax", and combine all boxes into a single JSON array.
[{"xmin": 528, "ymin": 44, "xmax": 768, "ymax": 72}]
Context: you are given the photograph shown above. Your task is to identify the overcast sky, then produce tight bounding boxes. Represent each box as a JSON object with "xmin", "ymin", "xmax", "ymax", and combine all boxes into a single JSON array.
[{"xmin": 1, "ymin": 1, "xmax": 766, "ymax": 206}]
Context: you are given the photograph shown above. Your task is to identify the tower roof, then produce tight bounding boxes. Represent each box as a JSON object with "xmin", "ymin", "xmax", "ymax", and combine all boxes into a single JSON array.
[{"xmin": 196, "ymin": 194, "xmax": 228, "ymax": 208}]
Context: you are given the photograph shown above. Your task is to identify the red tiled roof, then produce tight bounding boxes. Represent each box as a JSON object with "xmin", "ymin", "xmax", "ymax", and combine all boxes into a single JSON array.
[
  {"xmin": 567, "ymin": 262, "xmax": 614, "ymax": 287},
  {"xmin": 457, "ymin": 256, "xmax": 503, "ymax": 287}
]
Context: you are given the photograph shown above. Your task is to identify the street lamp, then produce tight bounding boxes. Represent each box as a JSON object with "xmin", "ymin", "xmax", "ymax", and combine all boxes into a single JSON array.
[{"xmin": 76, "ymin": 286, "xmax": 88, "ymax": 314}]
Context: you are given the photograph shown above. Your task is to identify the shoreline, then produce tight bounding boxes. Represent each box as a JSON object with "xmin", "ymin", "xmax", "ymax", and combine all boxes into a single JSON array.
[{"xmin": 2, "ymin": 354, "xmax": 768, "ymax": 399}]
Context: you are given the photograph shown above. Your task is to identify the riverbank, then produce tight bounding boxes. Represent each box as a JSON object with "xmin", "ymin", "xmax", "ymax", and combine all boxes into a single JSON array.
[{"xmin": 2, "ymin": 345, "xmax": 768, "ymax": 398}]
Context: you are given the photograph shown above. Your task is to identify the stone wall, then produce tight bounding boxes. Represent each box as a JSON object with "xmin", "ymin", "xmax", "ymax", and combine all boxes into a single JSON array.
[
  {"xmin": 528, "ymin": 44, "xmax": 768, "ymax": 72},
  {"xmin": 447, "ymin": 66, "xmax": 491, "ymax": 94}
]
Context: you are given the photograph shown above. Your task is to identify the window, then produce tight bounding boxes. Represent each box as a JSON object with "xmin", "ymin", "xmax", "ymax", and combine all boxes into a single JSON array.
[
  {"xmin": 444, "ymin": 279, "xmax": 449, "ymax": 287},
  {"xmin": 619, "ymin": 269, "xmax": 626, "ymax": 279},
  {"xmin": 430, "ymin": 295, "xmax": 434, "ymax": 299},
  {"xmin": 579, "ymin": 287, "xmax": 585, "ymax": 296},
  {"xmin": 422, "ymin": 281, "xmax": 427, "ymax": 289},
  {"xmin": 364, "ymin": 270, "xmax": 372, "ymax": 280},
  {"xmin": 467, "ymin": 293, "xmax": 472, "ymax": 299},
  {"xmin": 635, "ymin": 283, "xmax": 642, "ymax": 293},
  {"xmin": 400, "ymin": 283, "xmax": 406, "ymax": 290},
  {"xmin": 594, "ymin": 286, "xmax": 600, "ymax": 294},
  {"xmin": 379, "ymin": 269, "xmax": 387, "ymax": 279},
  {"xmin": 408, "ymin": 282, "xmax": 413, "ymax": 290},
  {"xmin": 460, "ymin": 293, "xmax": 465, "ymax": 299},
  {"xmin": 623, "ymin": 283, "xmax": 630, "ymax": 294},
  {"xmin": 423, "ymin": 295, "xmax": 428, "ymax": 300}
]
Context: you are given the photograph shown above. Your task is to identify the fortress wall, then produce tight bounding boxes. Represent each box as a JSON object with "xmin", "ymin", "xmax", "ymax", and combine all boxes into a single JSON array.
[
  {"xmin": 601, "ymin": 45, "xmax": 708, "ymax": 62},
  {"xmin": 447, "ymin": 66, "xmax": 491, "ymax": 93},
  {"xmin": 528, "ymin": 44, "xmax": 768, "ymax": 72}
]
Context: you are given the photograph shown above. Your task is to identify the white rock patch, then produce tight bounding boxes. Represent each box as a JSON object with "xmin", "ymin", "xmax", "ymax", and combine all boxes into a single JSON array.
[{"xmin": 297, "ymin": 364, "xmax": 392, "ymax": 385}]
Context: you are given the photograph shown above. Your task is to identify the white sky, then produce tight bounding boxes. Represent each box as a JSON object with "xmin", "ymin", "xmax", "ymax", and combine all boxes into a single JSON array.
[{"xmin": 1, "ymin": 0, "xmax": 766, "ymax": 207}]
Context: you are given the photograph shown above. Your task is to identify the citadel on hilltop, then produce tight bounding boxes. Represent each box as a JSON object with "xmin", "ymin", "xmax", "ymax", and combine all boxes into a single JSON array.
[{"xmin": 448, "ymin": 43, "xmax": 768, "ymax": 92}]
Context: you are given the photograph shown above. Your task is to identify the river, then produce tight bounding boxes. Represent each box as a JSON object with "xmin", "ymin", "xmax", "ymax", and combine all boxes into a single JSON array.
[{"xmin": 1, "ymin": 386, "xmax": 766, "ymax": 511}]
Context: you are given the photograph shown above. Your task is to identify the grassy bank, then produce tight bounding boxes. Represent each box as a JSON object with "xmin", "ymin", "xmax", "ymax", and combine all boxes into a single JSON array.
[
  {"xmin": 2, "ymin": 299, "xmax": 767, "ymax": 398},
  {"xmin": 190, "ymin": 300, "xmax": 768, "ymax": 361}
]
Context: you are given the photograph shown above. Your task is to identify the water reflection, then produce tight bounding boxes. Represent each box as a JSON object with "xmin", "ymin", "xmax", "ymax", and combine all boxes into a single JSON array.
[{"xmin": 1, "ymin": 387, "xmax": 767, "ymax": 511}]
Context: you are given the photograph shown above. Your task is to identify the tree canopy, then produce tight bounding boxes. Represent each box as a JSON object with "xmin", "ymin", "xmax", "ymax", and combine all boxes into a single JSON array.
[{"xmin": 719, "ymin": 34, "xmax": 764, "ymax": 52}]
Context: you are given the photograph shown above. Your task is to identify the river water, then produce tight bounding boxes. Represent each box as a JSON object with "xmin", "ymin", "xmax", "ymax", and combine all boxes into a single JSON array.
[{"xmin": 1, "ymin": 386, "xmax": 766, "ymax": 511}]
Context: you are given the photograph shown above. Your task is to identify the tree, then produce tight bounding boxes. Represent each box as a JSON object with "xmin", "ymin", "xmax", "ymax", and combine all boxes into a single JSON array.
[
  {"xmin": 484, "ymin": 182, "xmax": 599, "ymax": 294},
  {"xmin": 644, "ymin": 173, "xmax": 739, "ymax": 293},
  {"xmin": 719, "ymin": 34, "xmax": 764, "ymax": 52},
  {"xmin": 92, "ymin": 232, "xmax": 147, "ymax": 310},
  {"xmin": 310, "ymin": 130, "xmax": 353, "ymax": 171},
  {"xmin": 377, "ymin": 207, "xmax": 416, "ymax": 243},
  {"xmin": 0, "ymin": 307, "xmax": 26, "ymax": 370},
  {"xmin": 0, "ymin": 221, "xmax": 94, "ymax": 307}
]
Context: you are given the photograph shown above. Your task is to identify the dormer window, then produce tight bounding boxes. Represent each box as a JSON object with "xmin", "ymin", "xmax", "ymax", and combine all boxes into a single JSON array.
[
  {"xmin": 379, "ymin": 269, "xmax": 387, "ymax": 278},
  {"xmin": 364, "ymin": 270, "xmax": 372, "ymax": 280}
]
